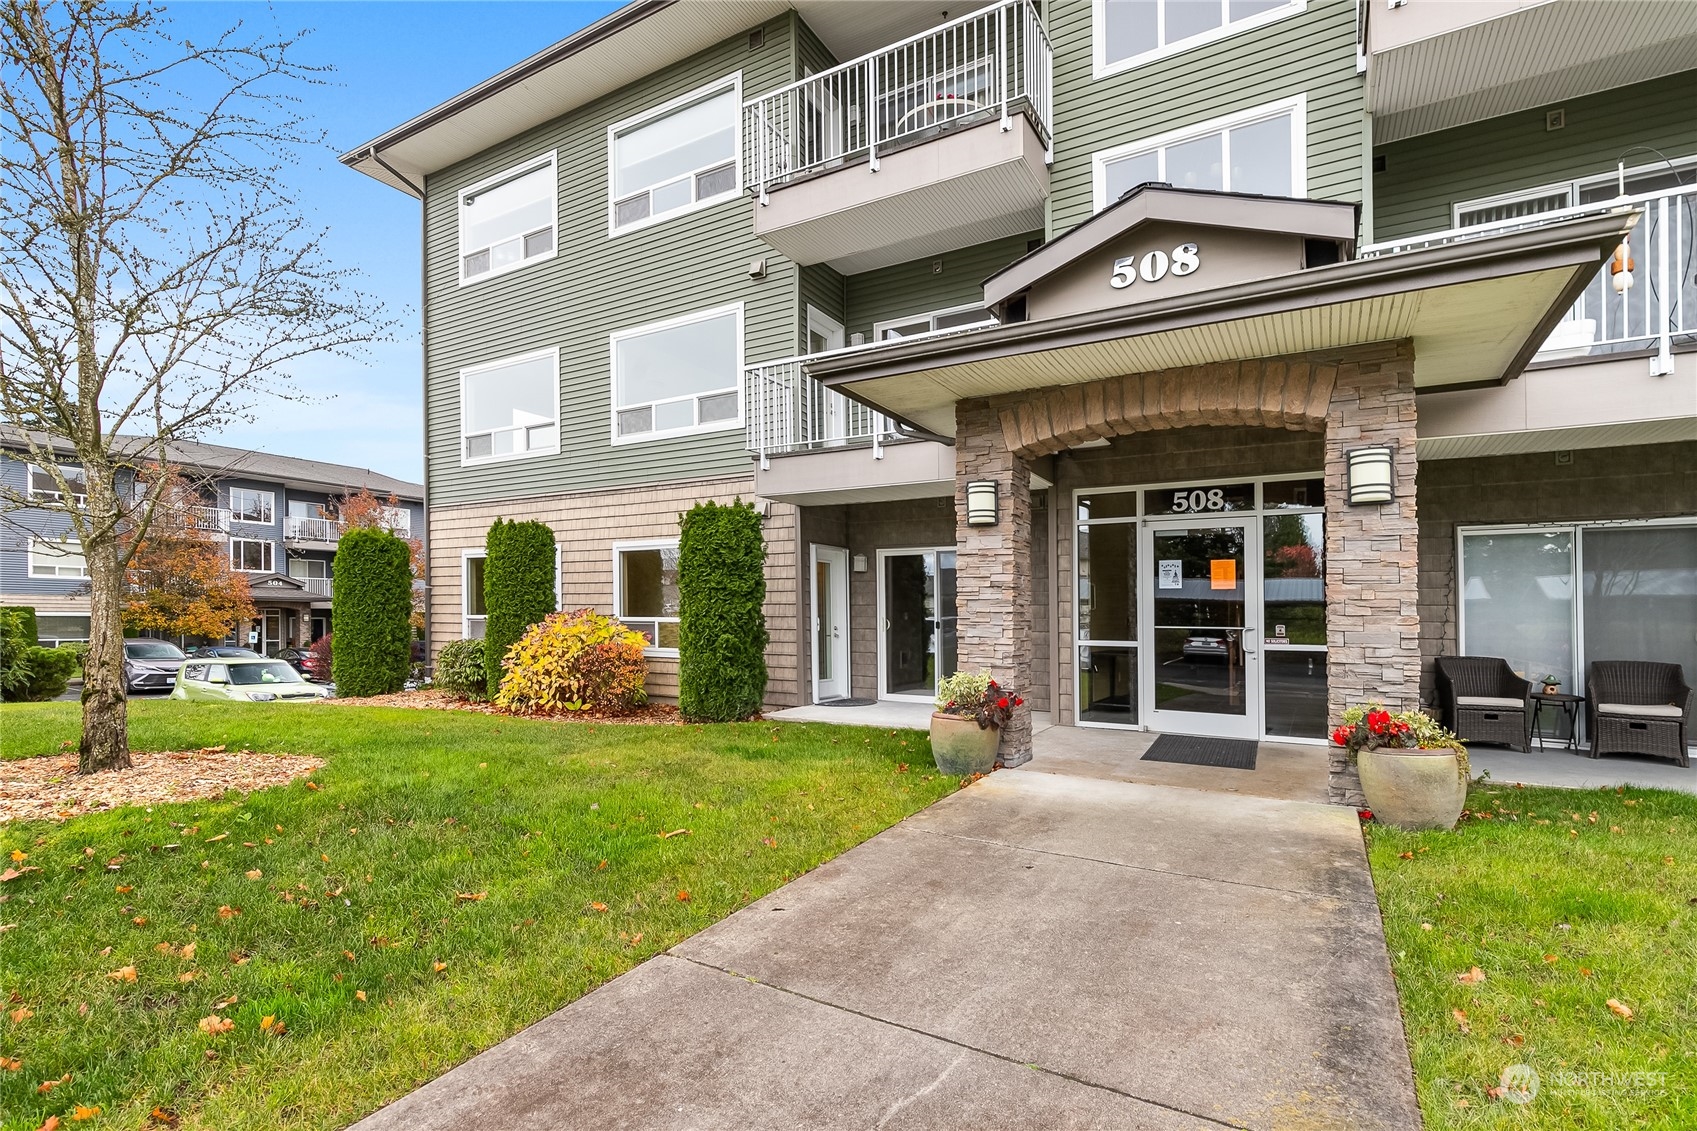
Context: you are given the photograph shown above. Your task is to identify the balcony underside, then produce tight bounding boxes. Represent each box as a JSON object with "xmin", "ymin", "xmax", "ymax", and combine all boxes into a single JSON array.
[
  {"xmin": 752, "ymin": 439, "xmax": 956, "ymax": 506},
  {"xmin": 1368, "ymin": 1, "xmax": 1697, "ymax": 142},
  {"xmin": 752, "ymin": 115, "xmax": 1048, "ymax": 275}
]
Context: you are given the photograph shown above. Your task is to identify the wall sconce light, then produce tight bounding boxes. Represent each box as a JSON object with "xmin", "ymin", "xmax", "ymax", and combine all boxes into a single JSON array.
[
  {"xmin": 1345, "ymin": 446, "xmax": 1395, "ymax": 505},
  {"xmin": 966, "ymin": 480, "xmax": 999, "ymax": 526},
  {"xmin": 852, "ymin": 554, "xmax": 868, "ymax": 573}
]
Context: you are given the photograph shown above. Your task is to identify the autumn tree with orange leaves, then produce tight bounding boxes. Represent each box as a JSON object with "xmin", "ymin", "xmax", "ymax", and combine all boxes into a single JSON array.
[{"xmin": 122, "ymin": 472, "xmax": 255, "ymax": 639}]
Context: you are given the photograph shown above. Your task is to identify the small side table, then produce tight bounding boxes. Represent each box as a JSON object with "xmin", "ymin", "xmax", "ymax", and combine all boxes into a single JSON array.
[{"xmin": 1530, "ymin": 692, "xmax": 1585, "ymax": 751}]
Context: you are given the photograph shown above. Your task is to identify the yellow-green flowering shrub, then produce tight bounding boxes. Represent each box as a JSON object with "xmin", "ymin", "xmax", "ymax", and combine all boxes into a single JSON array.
[{"xmin": 494, "ymin": 609, "xmax": 648, "ymax": 715}]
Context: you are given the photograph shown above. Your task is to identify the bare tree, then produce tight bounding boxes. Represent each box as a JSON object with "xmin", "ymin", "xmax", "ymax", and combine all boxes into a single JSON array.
[{"xmin": 0, "ymin": 2, "xmax": 392, "ymax": 772}]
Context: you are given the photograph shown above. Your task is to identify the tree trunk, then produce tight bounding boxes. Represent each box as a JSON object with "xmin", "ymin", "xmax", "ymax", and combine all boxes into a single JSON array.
[{"xmin": 80, "ymin": 493, "xmax": 131, "ymax": 774}]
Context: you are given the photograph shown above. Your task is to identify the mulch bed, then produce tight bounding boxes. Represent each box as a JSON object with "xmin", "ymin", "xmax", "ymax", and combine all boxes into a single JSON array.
[
  {"xmin": 0, "ymin": 747, "xmax": 323, "ymax": 825},
  {"xmin": 322, "ymin": 689, "xmax": 685, "ymax": 724}
]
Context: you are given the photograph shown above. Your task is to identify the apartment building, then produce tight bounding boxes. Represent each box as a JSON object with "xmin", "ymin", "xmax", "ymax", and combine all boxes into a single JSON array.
[
  {"xmin": 0, "ymin": 436, "xmax": 423, "ymax": 652},
  {"xmin": 344, "ymin": 0, "xmax": 1696, "ymax": 800}
]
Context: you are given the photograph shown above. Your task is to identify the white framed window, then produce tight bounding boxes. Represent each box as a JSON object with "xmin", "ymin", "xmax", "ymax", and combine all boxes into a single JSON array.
[
  {"xmin": 230, "ymin": 538, "xmax": 274, "ymax": 573},
  {"xmin": 27, "ymin": 464, "xmax": 87, "ymax": 506},
  {"xmin": 28, "ymin": 536, "xmax": 89, "ymax": 578},
  {"xmin": 460, "ymin": 348, "xmax": 560, "ymax": 464},
  {"xmin": 613, "ymin": 539, "xmax": 680, "ymax": 655},
  {"xmin": 1452, "ymin": 155, "xmax": 1697, "ymax": 227},
  {"xmin": 1092, "ymin": 96, "xmax": 1306, "ymax": 212},
  {"xmin": 610, "ymin": 303, "xmax": 742, "ymax": 443},
  {"xmin": 229, "ymin": 488, "xmax": 274, "ymax": 524},
  {"xmin": 458, "ymin": 152, "xmax": 557, "ymax": 284},
  {"xmin": 1095, "ymin": 0, "xmax": 1305, "ymax": 77},
  {"xmin": 608, "ymin": 75, "xmax": 741, "ymax": 234},
  {"xmin": 379, "ymin": 506, "xmax": 412, "ymax": 536},
  {"xmin": 462, "ymin": 551, "xmax": 487, "ymax": 640},
  {"xmin": 873, "ymin": 304, "xmax": 998, "ymax": 342}
]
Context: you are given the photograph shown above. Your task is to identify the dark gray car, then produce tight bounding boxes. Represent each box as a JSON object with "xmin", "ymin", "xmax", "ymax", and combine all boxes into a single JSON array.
[{"xmin": 124, "ymin": 639, "xmax": 187, "ymax": 694}]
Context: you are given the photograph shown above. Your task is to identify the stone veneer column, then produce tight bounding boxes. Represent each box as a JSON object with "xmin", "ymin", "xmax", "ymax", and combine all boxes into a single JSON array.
[
  {"xmin": 1324, "ymin": 343, "xmax": 1421, "ymax": 805},
  {"xmin": 955, "ymin": 399, "xmax": 1034, "ymax": 767}
]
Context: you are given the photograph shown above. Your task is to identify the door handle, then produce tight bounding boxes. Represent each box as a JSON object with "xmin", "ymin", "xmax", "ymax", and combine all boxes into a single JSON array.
[{"xmin": 1241, "ymin": 631, "xmax": 1258, "ymax": 656}]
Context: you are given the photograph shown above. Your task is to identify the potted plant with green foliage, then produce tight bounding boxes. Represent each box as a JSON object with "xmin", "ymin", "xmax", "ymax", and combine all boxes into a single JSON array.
[
  {"xmin": 1332, "ymin": 705, "xmax": 1470, "ymax": 831},
  {"xmin": 932, "ymin": 671, "xmax": 1021, "ymax": 776}
]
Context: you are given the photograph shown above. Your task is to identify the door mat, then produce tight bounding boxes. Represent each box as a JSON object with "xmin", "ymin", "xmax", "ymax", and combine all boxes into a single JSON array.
[
  {"xmin": 814, "ymin": 697, "xmax": 879, "ymax": 707},
  {"xmin": 1141, "ymin": 734, "xmax": 1258, "ymax": 771}
]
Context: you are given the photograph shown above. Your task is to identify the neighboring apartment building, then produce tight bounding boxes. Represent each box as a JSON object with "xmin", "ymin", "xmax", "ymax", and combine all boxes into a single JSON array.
[
  {"xmin": 344, "ymin": 0, "xmax": 1697, "ymax": 800},
  {"xmin": 0, "ymin": 436, "xmax": 423, "ymax": 652}
]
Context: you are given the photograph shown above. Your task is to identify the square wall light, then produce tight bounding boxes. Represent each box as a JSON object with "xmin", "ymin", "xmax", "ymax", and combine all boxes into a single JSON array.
[{"xmin": 1345, "ymin": 446, "xmax": 1395, "ymax": 505}]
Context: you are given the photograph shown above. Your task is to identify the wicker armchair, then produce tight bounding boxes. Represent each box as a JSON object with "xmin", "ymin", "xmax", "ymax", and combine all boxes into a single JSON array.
[
  {"xmin": 1434, "ymin": 656, "xmax": 1533, "ymax": 751},
  {"xmin": 1585, "ymin": 661, "xmax": 1692, "ymax": 768}
]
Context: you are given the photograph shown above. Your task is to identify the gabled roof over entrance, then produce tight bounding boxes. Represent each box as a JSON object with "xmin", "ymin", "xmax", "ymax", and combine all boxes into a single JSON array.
[{"xmin": 808, "ymin": 204, "xmax": 1638, "ymax": 438}]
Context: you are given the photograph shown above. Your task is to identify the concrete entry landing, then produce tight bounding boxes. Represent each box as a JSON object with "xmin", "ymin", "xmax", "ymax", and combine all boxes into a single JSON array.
[
  {"xmin": 351, "ymin": 769, "xmax": 1419, "ymax": 1131},
  {"xmin": 1029, "ymin": 727, "xmax": 1331, "ymax": 804}
]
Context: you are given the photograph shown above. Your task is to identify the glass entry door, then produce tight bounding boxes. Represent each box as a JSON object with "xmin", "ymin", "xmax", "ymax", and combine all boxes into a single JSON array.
[
  {"xmin": 1143, "ymin": 517, "xmax": 1261, "ymax": 739},
  {"xmin": 879, "ymin": 549, "xmax": 957, "ymax": 701}
]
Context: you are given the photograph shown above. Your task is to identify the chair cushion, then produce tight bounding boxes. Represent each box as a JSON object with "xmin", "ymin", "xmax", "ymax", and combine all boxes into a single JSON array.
[
  {"xmin": 1596, "ymin": 702, "xmax": 1686, "ymax": 719},
  {"xmin": 1456, "ymin": 696, "xmax": 1524, "ymax": 710}
]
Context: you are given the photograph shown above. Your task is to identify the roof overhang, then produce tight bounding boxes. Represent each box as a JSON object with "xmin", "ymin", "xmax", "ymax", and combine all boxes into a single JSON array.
[{"xmin": 809, "ymin": 210, "xmax": 1639, "ymax": 437}]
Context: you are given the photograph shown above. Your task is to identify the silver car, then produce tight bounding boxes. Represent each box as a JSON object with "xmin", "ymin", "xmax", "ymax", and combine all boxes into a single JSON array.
[{"xmin": 124, "ymin": 639, "xmax": 187, "ymax": 694}]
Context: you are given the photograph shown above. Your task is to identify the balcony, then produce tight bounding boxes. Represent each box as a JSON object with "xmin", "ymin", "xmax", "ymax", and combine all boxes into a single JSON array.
[
  {"xmin": 188, "ymin": 506, "xmax": 230, "ymax": 534},
  {"xmin": 298, "ymin": 577, "xmax": 332, "ymax": 597},
  {"xmin": 743, "ymin": 0, "xmax": 1051, "ymax": 273},
  {"xmin": 284, "ymin": 516, "xmax": 339, "ymax": 545},
  {"xmin": 1362, "ymin": 184, "xmax": 1695, "ymax": 374},
  {"xmin": 1364, "ymin": 0, "xmax": 1697, "ymax": 142}
]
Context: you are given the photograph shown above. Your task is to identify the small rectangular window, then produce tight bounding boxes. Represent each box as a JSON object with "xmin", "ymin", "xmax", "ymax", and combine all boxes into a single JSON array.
[
  {"xmin": 463, "ymin": 553, "xmax": 487, "ymax": 640},
  {"xmin": 1095, "ymin": 98, "xmax": 1304, "ymax": 211},
  {"xmin": 461, "ymin": 350, "xmax": 559, "ymax": 463},
  {"xmin": 28, "ymin": 536, "xmax": 89, "ymax": 578},
  {"xmin": 874, "ymin": 304, "xmax": 997, "ymax": 342},
  {"xmin": 459, "ymin": 155, "xmax": 557, "ymax": 283},
  {"xmin": 610, "ymin": 79, "xmax": 739, "ymax": 232},
  {"xmin": 1098, "ymin": 0, "xmax": 1302, "ymax": 74},
  {"xmin": 615, "ymin": 543, "xmax": 681, "ymax": 652},
  {"xmin": 27, "ymin": 464, "xmax": 87, "ymax": 505},
  {"xmin": 612, "ymin": 305, "xmax": 741, "ymax": 441},
  {"xmin": 229, "ymin": 488, "xmax": 274, "ymax": 524},
  {"xmin": 230, "ymin": 538, "xmax": 274, "ymax": 573}
]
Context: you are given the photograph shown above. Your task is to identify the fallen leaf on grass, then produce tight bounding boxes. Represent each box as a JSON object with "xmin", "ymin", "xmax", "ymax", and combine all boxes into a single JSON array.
[
  {"xmin": 1665, "ymin": 856, "xmax": 1676, "ymax": 866},
  {"xmin": 432, "ymin": 961, "xmax": 447, "ymax": 973},
  {"xmin": 1419, "ymin": 922, "xmax": 1433, "ymax": 931},
  {"xmin": 1502, "ymin": 1033, "xmax": 1525, "ymax": 1047},
  {"xmin": 1579, "ymin": 967, "xmax": 1593, "ymax": 977},
  {"xmin": 1457, "ymin": 967, "xmax": 1486, "ymax": 985},
  {"xmin": 676, "ymin": 890, "xmax": 691, "ymax": 902},
  {"xmin": 178, "ymin": 972, "xmax": 196, "ymax": 984},
  {"xmin": 217, "ymin": 905, "xmax": 238, "ymax": 919},
  {"xmin": 1607, "ymin": 998, "xmax": 1634, "ymax": 1020},
  {"xmin": 761, "ymin": 837, "xmax": 778, "ymax": 849},
  {"xmin": 589, "ymin": 902, "xmax": 608, "ymax": 913},
  {"xmin": 205, "ymin": 833, "xmax": 228, "ymax": 843},
  {"xmin": 8, "ymin": 850, "xmax": 24, "ymax": 862},
  {"xmin": 10, "ymin": 1007, "xmax": 33, "ymax": 1023},
  {"xmin": 354, "ymin": 990, "xmax": 367, "ymax": 1002},
  {"xmin": 455, "ymin": 892, "xmax": 486, "ymax": 902},
  {"xmin": 132, "ymin": 915, "xmax": 148, "ymax": 926},
  {"xmin": 107, "ymin": 965, "xmax": 137, "ymax": 983},
  {"xmin": 149, "ymin": 1107, "xmax": 179, "ymax": 1126},
  {"xmin": 197, "ymin": 1015, "xmax": 234, "ymax": 1035},
  {"xmin": 37, "ymin": 1073, "xmax": 70, "ymax": 1094},
  {"xmin": 1398, "ymin": 852, "xmax": 1414, "ymax": 860},
  {"xmin": 1, "ymin": 867, "xmax": 41, "ymax": 883},
  {"xmin": 1452, "ymin": 1008, "xmax": 1471, "ymax": 1034},
  {"xmin": 245, "ymin": 869, "xmax": 262, "ymax": 881},
  {"xmin": 1542, "ymin": 954, "xmax": 1559, "ymax": 963},
  {"xmin": 0, "ymin": 1056, "xmax": 19, "ymax": 1070},
  {"xmin": 259, "ymin": 1015, "xmax": 286, "ymax": 1036},
  {"xmin": 37, "ymin": 1117, "xmax": 60, "ymax": 1131},
  {"xmin": 70, "ymin": 1105, "xmax": 100, "ymax": 1121},
  {"xmin": 657, "ymin": 829, "xmax": 690, "ymax": 839},
  {"xmin": 114, "ymin": 885, "xmax": 132, "ymax": 894}
]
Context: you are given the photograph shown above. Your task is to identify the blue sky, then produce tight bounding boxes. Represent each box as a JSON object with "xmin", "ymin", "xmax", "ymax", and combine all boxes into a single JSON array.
[{"xmin": 163, "ymin": 1, "xmax": 621, "ymax": 483}]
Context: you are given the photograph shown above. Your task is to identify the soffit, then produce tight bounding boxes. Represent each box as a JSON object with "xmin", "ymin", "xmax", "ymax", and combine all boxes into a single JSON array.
[{"xmin": 1415, "ymin": 417, "xmax": 1697, "ymax": 460}]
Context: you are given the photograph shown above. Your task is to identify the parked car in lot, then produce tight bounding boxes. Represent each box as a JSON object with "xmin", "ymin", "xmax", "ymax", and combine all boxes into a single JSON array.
[
  {"xmin": 123, "ymin": 640, "xmax": 187, "ymax": 694},
  {"xmin": 186, "ymin": 645, "xmax": 262, "ymax": 659},
  {"xmin": 171, "ymin": 657, "xmax": 332, "ymax": 702},
  {"xmin": 1181, "ymin": 634, "xmax": 1231, "ymax": 661},
  {"xmin": 276, "ymin": 646, "xmax": 328, "ymax": 681}
]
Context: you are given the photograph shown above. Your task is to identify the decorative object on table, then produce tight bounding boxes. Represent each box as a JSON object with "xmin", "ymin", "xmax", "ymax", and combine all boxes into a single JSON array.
[
  {"xmin": 1585, "ymin": 661, "xmax": 1691, "ymax": 768},
  {"xmin": 1539, "ymin": 674, "xmax": 1562, "ymax": 696},
  {"xmin": 931, "ymin": 671, "xmax": 1022, "ymax": 776},
  {"xmin": 1433, "ymin": 655, "xmax": 1533, "ymax": 752},
  {"xmin": 1332, "ymin": 704, "xmax": 1468, "ymax": 831},
  {"xmin": 1530, "ymin": 690, "xmax": 1585, "ymax": 751}
]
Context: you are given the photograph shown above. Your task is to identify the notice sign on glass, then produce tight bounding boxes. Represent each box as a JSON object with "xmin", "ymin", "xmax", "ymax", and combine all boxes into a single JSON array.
[
  {"xmin": 1158, "ymin": 560, "xmax": 1182, "ymax": 589},
  {"xmin": 1210, "ymin": 559, "xmax": 1237, "ymax": 590}
]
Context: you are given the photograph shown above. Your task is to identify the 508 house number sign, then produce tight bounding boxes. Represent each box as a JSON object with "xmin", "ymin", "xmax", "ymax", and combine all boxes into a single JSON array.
[{"xmin": 1110, "ymin": 242, "xmax": 1200, "ymax": 289}]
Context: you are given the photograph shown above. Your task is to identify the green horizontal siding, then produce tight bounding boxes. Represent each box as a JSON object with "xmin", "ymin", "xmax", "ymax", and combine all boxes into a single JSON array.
[
  {"xmin": 1372, "ymin": 70, "xmax": 1697, "ymax": 241},
  {"xmin": 798, "ymin": 263, "xmax": 847, "ymax": 351},
  {"xmin": 1046, "ymin": 0, "xmax": 1366, "ymax": 236},
  {"xmin": 843, "ymin": 233, "xmax": 1040, "ymax": 342},
  {"xmin": 422, "ymin": 16, "xmax": 803, "ymax": 507}
]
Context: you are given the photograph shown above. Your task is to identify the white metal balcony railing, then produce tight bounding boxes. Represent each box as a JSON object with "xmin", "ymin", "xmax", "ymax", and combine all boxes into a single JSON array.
[
  {"xmin": 743, "ymin": 0, "xmax": 1052, "ymax": 197},
  {"xmin": 1362, "ymin": 184, "xmax": 1696, "ymax": 373},
  {"xmin": 285, "ymin": 515, "xmax": 339, "ymax": 542},
  {"xmin": 298, "ymin": 576, "xmax": 332, "ymax": 596},
  {"xmin": 188, "ymin": 506, "xmax": 230, "ymax": 533},
  {"xmin": 746, "ymin": 353, "xmax": 903, "ymax": 468}
]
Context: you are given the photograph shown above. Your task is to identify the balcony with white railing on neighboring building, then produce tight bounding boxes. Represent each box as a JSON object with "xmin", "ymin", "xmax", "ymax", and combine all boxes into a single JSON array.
[
  {"xmin": 744, "ymin": 0, "xmax": 1052, "ymax": 274},
  {"xmin": 284, "ymin": 516, "xmax": 340, "ymax": 545},
  {"xmin": 188, "ymin": 506, "xmax": 231, "ymax": 534},
  {"xmin": 1362, "ymin": 184, "xmax": 1697, "ymax": 374},
  {"xmin": 299, "ymin": 576, "xmax": 332, "ymax": 597}
]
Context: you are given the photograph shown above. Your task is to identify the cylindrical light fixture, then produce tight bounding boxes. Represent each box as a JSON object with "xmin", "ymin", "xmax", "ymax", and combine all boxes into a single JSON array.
[
  {"xmin": 965, "ymin": 480, "xmax": 999, "ymax": 526},
  {"xmin": 1345, "ymin": 446, "xmax": 1395, "ymax": 505}
]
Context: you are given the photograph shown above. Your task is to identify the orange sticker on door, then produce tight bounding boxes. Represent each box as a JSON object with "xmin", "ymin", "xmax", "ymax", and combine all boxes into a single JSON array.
[{"xmin": 1210, "ymin": 559, "xmax": 1237, "ymax": 590}]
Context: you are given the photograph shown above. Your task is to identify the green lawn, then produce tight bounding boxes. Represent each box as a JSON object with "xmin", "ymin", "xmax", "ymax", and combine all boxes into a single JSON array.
[
  {"xmin": 0, "ymin": 701, "xmax": 953, "ymax": 1131},
  {"xmin": 1367, "ymin": 782, "xmax": 1697, "ymax": 1129}
]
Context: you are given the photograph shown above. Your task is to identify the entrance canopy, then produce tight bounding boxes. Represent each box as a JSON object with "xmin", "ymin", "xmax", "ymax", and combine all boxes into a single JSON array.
[{"xmin": 809, "ymin": 186, "xmax": 1639, "ymax": 437}]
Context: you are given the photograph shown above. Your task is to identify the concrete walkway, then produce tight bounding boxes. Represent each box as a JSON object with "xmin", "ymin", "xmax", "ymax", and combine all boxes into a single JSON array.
[{"xmin": 352, "ymin": 766, "xmax": 1420, "ymax": 1131}]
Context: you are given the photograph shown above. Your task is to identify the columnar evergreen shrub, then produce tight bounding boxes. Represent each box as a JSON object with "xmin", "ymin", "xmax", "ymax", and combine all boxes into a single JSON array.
[
  {"xmin": 6, "ymin": 606, "xmax": 38, "ymax": 646},
  {"xmin": 434, "ymin": 638, "xmax": 487, "ymax": 699},
  {"xmin": 482, "ymin": 519, "xmax": 557, "ymax": 695},
  {"xmin": 330, "ymin": 528, "xmax": 413, "ymax": 697},
  {"xmin": 677, "ymin": 500, "xmax": 767, "ymax": 722},
  {"xmin": 493, "ymin": 609, "xmax": 648, "ymax": 715},
  {"xmin": 0, "ymin": 610, "xmax": 76, "ymax": 702}
]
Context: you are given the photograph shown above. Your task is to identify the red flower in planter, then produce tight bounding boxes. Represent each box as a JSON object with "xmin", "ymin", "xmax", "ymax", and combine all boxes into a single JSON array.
[
  {"xmin": 996, "ymin": 697, "xmax": 1010, "ymax": 710},
  {"xmin": 1012, "ymin": 696, "xmax": 1023, "ymax": 707},
  {"xmin": 1357, "ymin": 809, "xmax": 1374, "ymax": 822},
  {"xmin": 1331, "ymin": 726, "xmax": 1353, "ymax": 747}
]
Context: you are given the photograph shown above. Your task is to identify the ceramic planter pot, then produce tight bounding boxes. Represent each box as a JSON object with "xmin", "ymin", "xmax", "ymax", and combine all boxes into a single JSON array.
[
  {"xmin": 930, "ymin": 712, "xmax": 1000, "ymax": 776},
  {"xmin": 1542, "ymin": 683, "xmax": 1561, "ymax": 696},
  {"xmin": 1356, "ymin": 747, "xmax": 1467, "ymax": 831}
]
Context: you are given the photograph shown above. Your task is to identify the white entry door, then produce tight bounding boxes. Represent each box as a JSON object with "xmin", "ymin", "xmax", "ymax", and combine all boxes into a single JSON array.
[
  {"xmin": 1142, "ymin": 515, "xmax": 1262, "ymax": 740},
  {"xmin": 812, "ymin": 544, "xmax": 850, "ymax": 702},
  {"xmin": 806, "ymin": 307, "xmax": 848, "ymax": 444}
]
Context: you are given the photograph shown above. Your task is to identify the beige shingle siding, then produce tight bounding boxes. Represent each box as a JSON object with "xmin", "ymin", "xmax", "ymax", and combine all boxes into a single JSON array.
[
  {"xmin": 422, "ymin": 17, "xmax": 802, "ymax": 509},
  {"xmin": 426, "ymin": 474, "xmax": 801, "ymax": 708},
  {"xmin": 1371, "ymin": 71, "xmax": 1697, "ymax": 242},
  {"xmin": 1045, "ymin": 0, "xmax": 1365, "ymax": 236}
]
